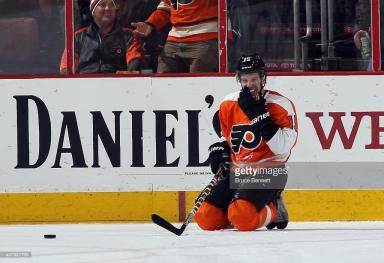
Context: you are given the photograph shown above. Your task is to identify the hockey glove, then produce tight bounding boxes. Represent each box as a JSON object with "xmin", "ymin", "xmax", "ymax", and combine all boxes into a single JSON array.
[
  {"xmin": 208, "ymin": 141, "xmax": 231, "ymax": 175},
  {"xmin": 238, "ymin": 88, "xmax": 279, "ymax": 141},
  {"xmin": 238, "ymin": 87, "xmax": 268, "ymax": 122}
]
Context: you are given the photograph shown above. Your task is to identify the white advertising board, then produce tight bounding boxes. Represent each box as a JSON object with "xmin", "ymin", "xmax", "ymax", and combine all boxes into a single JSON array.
[{"xmin": 0, "ymin": 75, "xmax": 384, "ymax": 192}]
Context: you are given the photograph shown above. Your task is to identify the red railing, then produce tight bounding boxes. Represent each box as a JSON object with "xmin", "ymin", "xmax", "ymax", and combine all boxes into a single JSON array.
[
  {"xmin": 65, "ymin": 0, "xmax": 74, "ymax": 75},
  {"xmin": 218, "ymin": 0, "xmax": 228, "ymax": 73},
  {"xmin": 372, "ymin": 0, "xmax": 381, "ymax": 71}
]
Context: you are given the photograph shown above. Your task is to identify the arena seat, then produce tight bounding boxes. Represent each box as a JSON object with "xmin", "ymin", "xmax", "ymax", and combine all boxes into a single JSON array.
[{"xmin": 0, "ymin": 17, "xmax": 39, "ymax": 73}]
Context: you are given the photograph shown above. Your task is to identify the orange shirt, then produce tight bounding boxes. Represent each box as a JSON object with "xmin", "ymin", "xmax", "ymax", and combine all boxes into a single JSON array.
[
  {"xmin": 146, "ymin": 0, "xmax": 218, "ymax": 43},
  {"xmin": 219, "ymin": 90, "xmax": 298, "ymax": 165}
]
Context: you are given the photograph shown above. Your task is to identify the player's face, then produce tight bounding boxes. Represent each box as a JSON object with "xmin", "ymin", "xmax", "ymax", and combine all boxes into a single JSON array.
[
  {"xmin": 240, "ymin": 72, "xmax": 262, "ymax": 100},
  {"xmin": 93, "ymin": 0, "xmax": 117, "ymax": 25}
]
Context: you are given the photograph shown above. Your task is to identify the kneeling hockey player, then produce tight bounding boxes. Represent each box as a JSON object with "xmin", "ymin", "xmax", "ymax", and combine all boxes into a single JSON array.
[{"xmin": 195, "ymin": 54, "xmax": 298, "ymax": 231}]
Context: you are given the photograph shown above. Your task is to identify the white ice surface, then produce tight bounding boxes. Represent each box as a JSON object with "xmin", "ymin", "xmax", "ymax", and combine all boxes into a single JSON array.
[{"xmin": 0, "ymin": 222, "xmax": 383, "ymax": 263}]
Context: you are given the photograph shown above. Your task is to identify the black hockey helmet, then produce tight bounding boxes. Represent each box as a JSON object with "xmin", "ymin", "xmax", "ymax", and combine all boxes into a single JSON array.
[{"xmin": 236, "ymin": 54, "xmax": 267, "ymax": 87}]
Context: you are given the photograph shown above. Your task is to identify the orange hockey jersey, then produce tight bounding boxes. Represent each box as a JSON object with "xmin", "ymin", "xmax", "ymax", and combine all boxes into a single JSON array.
[
  {"xmin": 146, "ymin": 0, "xmax": 218, "ymax": 42},
  {"xmin": 219, "ymin": 90, "xmax": 298, "ymax": 165}
]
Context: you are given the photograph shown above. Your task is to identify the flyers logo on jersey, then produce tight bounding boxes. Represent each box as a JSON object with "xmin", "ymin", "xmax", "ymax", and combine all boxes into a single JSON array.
[{"xmin": 230, "ymin": 124, "xmax": 261, "ymax": 153}]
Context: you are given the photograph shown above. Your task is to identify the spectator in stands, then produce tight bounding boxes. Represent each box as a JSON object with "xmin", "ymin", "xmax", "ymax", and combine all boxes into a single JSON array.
[
  {"xmin": 353, "ymin": 0, "xmax": 372, "ymax": 70},
  {"xmin": 60, "ymin": 0, "xmax": 143, "ymax": 73},
  {"xmin": 130, "ymin": 0, "xmax": 219, "ymax": 73},
  {"xmin": 74, "ymin": 0, "xmax": 147, "ymax": 29},
  {"xmin": 353, "ymin": 0, "xmax": 384, "ymax": 70}
]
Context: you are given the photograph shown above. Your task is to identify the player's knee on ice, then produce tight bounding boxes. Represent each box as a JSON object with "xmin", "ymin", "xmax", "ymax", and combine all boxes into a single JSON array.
[
  {"xmin": 228, "ymin": 199, "xmax": 277, "ymax": 231},
  {"xmin": 195, "ymin": 202, "xmax": 229, "ymax": 230}
]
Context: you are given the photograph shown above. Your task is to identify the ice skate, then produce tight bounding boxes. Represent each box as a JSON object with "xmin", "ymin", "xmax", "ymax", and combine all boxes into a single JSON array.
[{"xmin": 266, "ymin": 193, "xmax": 288, "ymax": 230}]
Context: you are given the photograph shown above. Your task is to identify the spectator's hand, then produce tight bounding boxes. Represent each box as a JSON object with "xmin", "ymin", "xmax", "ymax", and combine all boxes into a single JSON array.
[
  {"xmin": 353, "ymin": 30, "xmax": 370, "ymax": 49},
  {"xmin": 131, "ymin": 22, "xmax": 153, "ymax": 37}
]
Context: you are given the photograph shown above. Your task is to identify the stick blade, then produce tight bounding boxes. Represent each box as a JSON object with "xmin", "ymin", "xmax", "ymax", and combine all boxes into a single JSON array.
[{"xmin": 151, "ymin": 214, "xmax": 184, "ymax": 236}]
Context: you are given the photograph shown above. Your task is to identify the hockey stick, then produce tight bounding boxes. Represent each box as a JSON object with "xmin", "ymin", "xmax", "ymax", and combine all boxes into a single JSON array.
[{"xmin": 151, "ymin": 165, "xmax": 226, "ymax": 236}]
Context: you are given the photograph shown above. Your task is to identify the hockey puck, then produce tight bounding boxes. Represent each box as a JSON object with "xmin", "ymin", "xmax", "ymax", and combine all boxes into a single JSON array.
[{"xmin": 44, "ymin": 234, "xmax": 56, "ymax": 239}]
